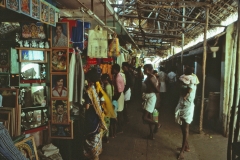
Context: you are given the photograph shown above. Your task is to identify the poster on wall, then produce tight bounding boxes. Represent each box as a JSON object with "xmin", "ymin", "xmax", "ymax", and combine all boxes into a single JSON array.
[
  {"xmin": 51, "ymin": 99, "xmax": 69, "ymax": 124},
  {"xmin": 51, "ymin": 74, "xmax": 68, "ymax": 98},
  {"xmin": 20, "ymin": 0, "xmax": 31, "ymax": 16},
  {"xmin": 51, "ymin": 22, "xmax": 69, "ymax": 48},
  {"xmin": 49, "ymin": 6, "xmax": 56, "ymax": 26},
  {"xmin": 0, "ymin": 48, "xmax": 10, "ymax": 73},
  {"xmin": 21, "ymin": 22, "xmax": 46, "ymax": 39},
  {"xmin": 31, "ymin": 0, "xmax": 40, "ymax": 20},
  {"xmin": 40, "ymin": 0, "xmax": 49, "ymax": 24},
  {"xmin": 6, "ymin": 0, "xmax": 20, "ymax": 12},
  {"xmin": 51, "ymin": 49, "xmax": 68, "ymax": 72},
  {"xmin": 15, "ymin": 136, "xmax": 39, "ymax": 160},
  {"xmin": 50, "ymin": 121, "xmax": 73, "ymax": 139},
  {"xmin": 0, "ymin": 0, "xmax": 6, "ymax": 8}
]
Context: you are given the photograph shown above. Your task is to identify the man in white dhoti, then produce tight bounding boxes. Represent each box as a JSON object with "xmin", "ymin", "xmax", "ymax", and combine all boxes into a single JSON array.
[{"xmin": 175, "ymin": 66, "xmax": 198, "ymax": 160}]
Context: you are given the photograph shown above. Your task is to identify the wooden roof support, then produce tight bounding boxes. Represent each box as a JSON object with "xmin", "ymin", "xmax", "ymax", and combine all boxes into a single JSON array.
[
  {"xmin": 112, "ymin": 1, "xmax": 210, "ymax": 8},
  {"xmin": 199, "ymin": 6, "xmax": 209, "ymax": 134},
  {"xmin": 119, "ymin": 14, "xmax": 226, "ymax": 27},
  {"xmin": 140, "ymin": 9, "xmax": 203, "ymax": 23}
]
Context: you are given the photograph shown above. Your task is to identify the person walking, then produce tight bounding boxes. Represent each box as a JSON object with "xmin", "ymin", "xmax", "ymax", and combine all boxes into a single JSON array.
[
  {"xmin": 175, "ymin": 66, "xmax": 198, "ymax": 160},
  {"xmin": 142, "ymin": 64, "xmax": 161, "ymax": 140}
]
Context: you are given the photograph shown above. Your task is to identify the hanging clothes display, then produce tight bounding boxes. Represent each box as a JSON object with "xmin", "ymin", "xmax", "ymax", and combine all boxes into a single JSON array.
[
  {"xmin": 72, "ymin": 48, "xmax": 85, "ymax": 105},
  {"xmin": 68, "ymin": 48, "xmax": 76, "ymax": 102},
  {"xmin": 117, "ymin": 52, "xmax": 126, "ymax": 67},
  {"xmin": 87, "ymin": 25, "xmax": 108, "ymax": 58},
  {"xmin": 108, "ymin": 33, "xmax": 120, "ymax": 57}
]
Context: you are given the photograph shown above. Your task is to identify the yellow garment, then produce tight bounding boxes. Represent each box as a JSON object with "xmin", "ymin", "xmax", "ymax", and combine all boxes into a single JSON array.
[
  {"xmin": 87, "ymin": 86, "xmax": 107, "ymax": 131},
  {"xmin": 96, "ymin": 82, "xmax": 116, "ymax": 118}
]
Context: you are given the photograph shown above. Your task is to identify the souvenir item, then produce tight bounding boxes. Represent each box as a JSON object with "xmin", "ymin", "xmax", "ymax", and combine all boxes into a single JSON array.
[
  {"xmin": 31, "ymin": 0, "xmax": 40, "ymax": 20},
  {"xmin": 30, "ymin": 23, "xmax": 38, "ymax": 38},
  {"xmin": 20, "ymin": 0, "xmax": 31, "ymax": 16},
  {"xmin": 15, "ymin": 136, "xmax": 39, "ymax": 160},
  {"xmin": 44, "ymin": 41, "xmax": 49, "ymax": 48},
  {"xmin": 38, "ymin": 25, "xmax": 46, "ymax": 39},
  {"xmin": 39, "ymin": 41, "xmax": 44, "ymax": 48},
  {"xmin": 31, "ymin": 40, "xmax": 37, "ymax": 48},
  {"xmin": 40, "ymin": 1, "xmax": 49, "ymax": 23},
  {"xmin": 24, "ymin": 40, "xmax": 29, "ymax": 47},
  {"xmin": 6, "ymin": 0, "xmax": 20, "ymax": 12},
  {"xmin": 49, "ymin": 6, "xmax": 56, "ymax": 26},
  {"xmin": 21, "ymin": 23, "xmax": 46, "ymax": 39},
  {"xmin": 22, "ymin": 24, "xmax": 31, "ymax": 38}
]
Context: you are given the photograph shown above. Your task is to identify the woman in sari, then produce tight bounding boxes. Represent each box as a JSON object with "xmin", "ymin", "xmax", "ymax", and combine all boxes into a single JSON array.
[{"xmin": 83, "ymin": 69, "xmax": 107, "ymax": 160}]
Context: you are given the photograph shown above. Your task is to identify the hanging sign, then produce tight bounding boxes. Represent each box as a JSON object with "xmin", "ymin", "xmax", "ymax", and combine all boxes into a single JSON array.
[{"xmin": 87, "ymin": 25, "xmax": 108, "ymax": 58}]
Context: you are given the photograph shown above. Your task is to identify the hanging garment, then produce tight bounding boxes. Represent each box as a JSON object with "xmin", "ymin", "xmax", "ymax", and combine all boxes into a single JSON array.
[
  {"xmin": 87, "ymin": 25, "xmax": 108, "ymax": 58},
  {"xmin": 73, "ymin": 50, "xmax": 85, "ymax": 105},
  {"xmin": 68, "ymin": 50, "xmax": 76, "ymax": 102},
  {"xmin": 117, "ymin": 52, "xmax": 125, "ymax": 68},
  {"xmin": 96, "ymin": 82, "xmax": 116, "ymax": 118}
]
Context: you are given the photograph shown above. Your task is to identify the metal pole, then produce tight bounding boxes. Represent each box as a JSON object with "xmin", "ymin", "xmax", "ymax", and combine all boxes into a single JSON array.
[
  {"xmin": 199, "ymin": 7, "xmax": 209, "ymax": 133},
  {"xmin": 181, "ymin": 3, "xmax": 185, "ymax": 74},
  {"xmin": 104, "ymin": 0, "xmax": 107, "ymax": 25},
  {"xmin": 91, "ymin": 0, "xmax": 94, "ymax": 12}
]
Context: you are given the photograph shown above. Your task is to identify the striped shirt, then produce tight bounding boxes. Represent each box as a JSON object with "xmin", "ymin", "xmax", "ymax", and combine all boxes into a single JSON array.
[{"xmin": 0, "ymin": 124, "xmax": 27, "ymax": 160}]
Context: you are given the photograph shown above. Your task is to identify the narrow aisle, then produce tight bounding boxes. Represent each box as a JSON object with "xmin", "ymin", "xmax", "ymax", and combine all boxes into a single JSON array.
[{"xmin": 99, "ymin": 96, "xmax": 227, "ymax": 160}]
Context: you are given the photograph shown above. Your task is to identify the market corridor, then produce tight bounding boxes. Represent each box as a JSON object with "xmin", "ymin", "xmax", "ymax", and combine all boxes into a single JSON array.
[{"xmin": 99, "ymin": 96, "xmax": 228, "ymax": 160}]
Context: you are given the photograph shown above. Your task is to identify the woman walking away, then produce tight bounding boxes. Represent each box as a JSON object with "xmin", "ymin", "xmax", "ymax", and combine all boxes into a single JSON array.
[
  {"xmin": 83, "ymin": 69, "xmax": 107, "ymax": 160},
  {"xmin": 142, "ymin": 64, "xmax": 161, "ymax": 140},
  {"xmin": 175, "ymin": 66, "xmax": 197, "ymax": 160}
]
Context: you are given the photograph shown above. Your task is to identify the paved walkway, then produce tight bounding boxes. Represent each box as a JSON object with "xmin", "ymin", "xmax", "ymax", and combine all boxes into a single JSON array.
[{"xmin": 99, "ymin": 97, "xmax": 228, "ymax": 160}]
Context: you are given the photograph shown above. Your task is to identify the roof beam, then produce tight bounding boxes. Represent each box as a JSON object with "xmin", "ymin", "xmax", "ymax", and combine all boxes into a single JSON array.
[
  {"xmin": 134, "ymin": 33, "xmax": 182, "ymax": 39},
  {"xmin": 140, "ymin": 9, "xmax": 203, "ymax": 23},
  {"xmin": 112, "ymin": 1, "xmax": 210, "ymax": 8},
  {"xmin": 119, "ymin": 14, "xmax": 226, "ymax": 27}
]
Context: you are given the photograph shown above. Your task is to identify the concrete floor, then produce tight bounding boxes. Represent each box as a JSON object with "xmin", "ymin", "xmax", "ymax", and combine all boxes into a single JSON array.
[{"xmin": 99, "ymin": 96, "xmax": 228, "ymax": 160}]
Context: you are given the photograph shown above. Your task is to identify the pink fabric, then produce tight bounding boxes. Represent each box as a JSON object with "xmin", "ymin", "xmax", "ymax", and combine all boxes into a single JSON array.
[{"xmin": 115, "ymin": 73, "xmax": 125, "ymax": 93}]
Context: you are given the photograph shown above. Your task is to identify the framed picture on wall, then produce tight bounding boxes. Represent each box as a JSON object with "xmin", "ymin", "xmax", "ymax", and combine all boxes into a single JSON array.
[
  {"xmin": 51, "ymin": 99, "xmax": 69, "ymax": 124},
  {"xmin": 49, "ymin": 121, "xmax": 73, "ymax": 139},
  {"xmin": 0, "ymin": 119, "xmax": 9, "ymax": 130},
  {"xmin": 6, "ymin": 0, "xmax": 20, "ymax": 12},
  {"xmin": 51, "ymin": 49, "xmax": 68, "ymax": 72},
  {"xmin": 31, "ymin": 0, "xmax": 40, "ymax": 20},
  {"xmin": 20, "ymin": 0, "xmax": 31, "ymax": 16},
  {"xmin": 15, "ymin": 136, "xmax": 39, "ymax": 160},
  {"xmin": 49, "ymin": 6, "xmax": 56, "ymax": 26},
  {"xmin": 0, "ymin": 0, "xmax": 6, "ymax": 8},
  {"xmin": 51, "ymin": 74, "xmax": 68, "ymax": 98},
  {"xmin": 51, "ymin": 22, "xmax": 69, "ymax": 48},
  {"xmin": 0, "ymin": 48, "xmax": 10, "ymax": 68},
  {"xmin": 40, "ymin": 0, "xmax": 49, "ymax": 24},
  {"xmin": 0, "ymin": 75, "xmax": 9, "ymax": 88},
  {"xmin": 19, "ymin": 50, "xmax": 47, "ymax": 63}
]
